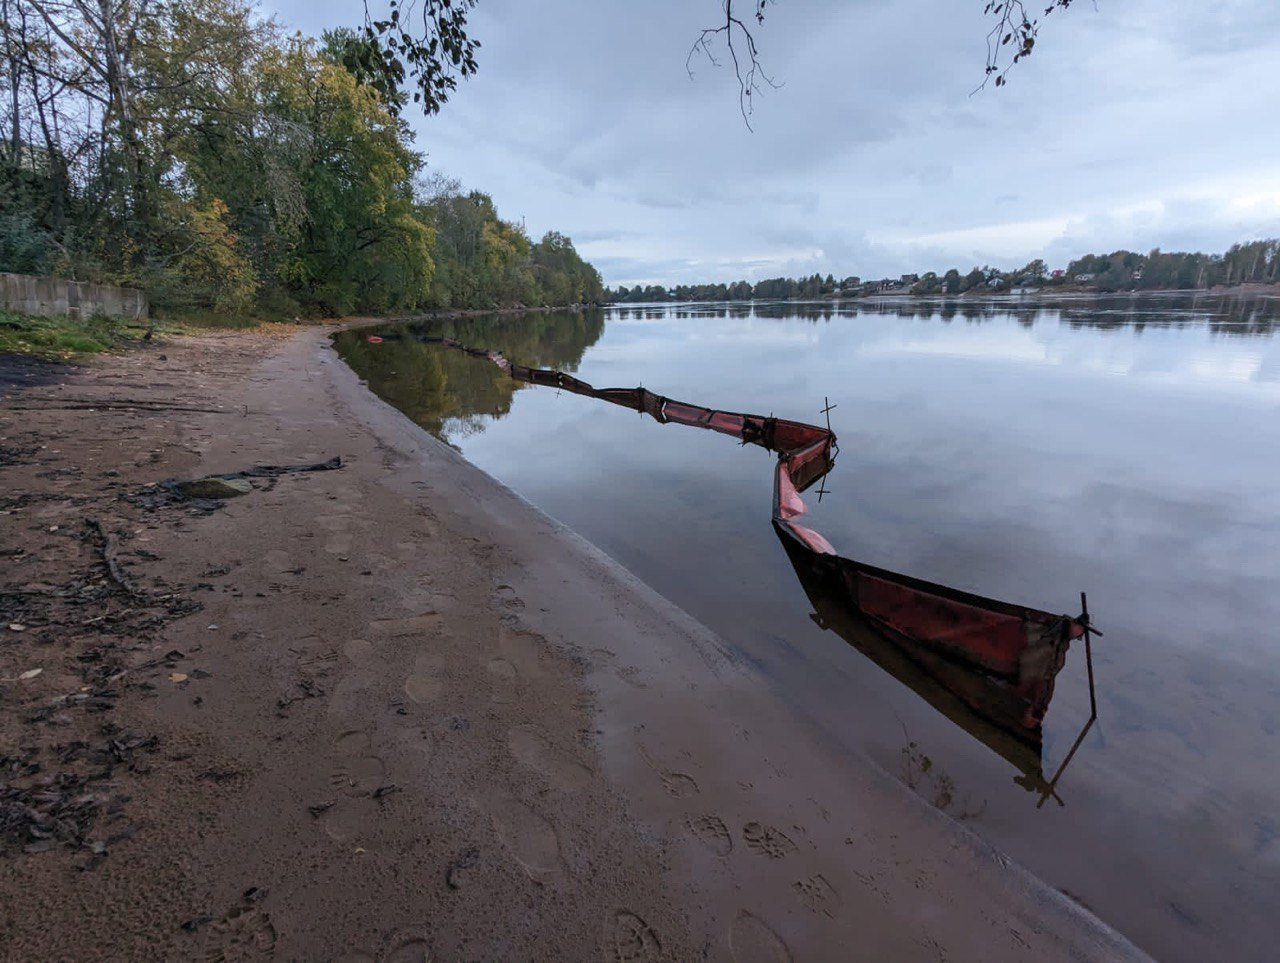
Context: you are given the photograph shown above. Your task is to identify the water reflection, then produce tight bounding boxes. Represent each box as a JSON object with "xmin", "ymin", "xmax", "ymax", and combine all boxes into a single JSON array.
[
  {"xmin": 612, "ymin": 293, "xmax": 1280, "ymax": 335},
  {"xmin": 333, "ymin": 311, "xmax": 604, "ymax": 443}
]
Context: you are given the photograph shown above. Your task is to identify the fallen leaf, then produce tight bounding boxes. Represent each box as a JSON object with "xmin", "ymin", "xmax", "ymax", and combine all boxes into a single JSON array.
[
  {"xmin": 8, "ymin": 623, "xmax": 26, "ymax": 632},
  {"xmin": 169, "ymin": 672, "xmax": 189, "ymax": 683},
  {"xmin": 18, "ymin": 668, "xmax": 42, "ymax": 680}
]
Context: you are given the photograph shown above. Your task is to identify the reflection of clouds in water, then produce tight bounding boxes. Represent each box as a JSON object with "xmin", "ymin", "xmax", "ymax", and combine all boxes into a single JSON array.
[
  {"xmin": 859, "ymin": 330, "xmax": 1054, "ymax": 365},
  {"xmin": 1250, "ymin": 350, "xmax": 1280, "ymax": 383},
  {"xmin": 1185, "ymin": 352, "xmax": 1264, "ymax": 384},
  {"xmin": 847, "ymin": 314, "xmax": 1280, "ymax": 398}
]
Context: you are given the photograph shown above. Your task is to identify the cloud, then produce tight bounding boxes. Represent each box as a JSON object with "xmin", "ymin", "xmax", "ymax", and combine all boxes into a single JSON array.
[{"xmin": 267, "ymin": 0, "xmax": 1280, "ymax": 284}]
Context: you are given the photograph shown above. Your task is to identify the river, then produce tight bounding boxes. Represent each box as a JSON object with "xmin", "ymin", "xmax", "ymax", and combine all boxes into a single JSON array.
[{"xmin": 335, "ymin": 293, "xmax": 1280, "ymax": 963}]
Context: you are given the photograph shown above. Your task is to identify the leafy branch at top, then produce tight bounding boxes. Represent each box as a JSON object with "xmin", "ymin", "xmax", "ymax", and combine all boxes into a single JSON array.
[
  {"xmin": 978, "ymin": 0, "xmax": 1078, "ymax": 91},
  {"xmin": 361, "ymin": 0, "xmax": 479, "ymax": 114}
]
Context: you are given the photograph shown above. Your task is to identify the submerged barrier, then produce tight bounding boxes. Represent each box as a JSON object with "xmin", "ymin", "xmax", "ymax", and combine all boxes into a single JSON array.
[{"xmin": 369, "ymin": 331, "xmax": 1099, "ymax": 802}]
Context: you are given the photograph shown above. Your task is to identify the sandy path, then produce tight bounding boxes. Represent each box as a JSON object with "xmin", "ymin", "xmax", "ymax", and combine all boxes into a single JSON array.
[{"xmin": 0, "ymin": 326, "xmax": 1148, "ymax": 961}]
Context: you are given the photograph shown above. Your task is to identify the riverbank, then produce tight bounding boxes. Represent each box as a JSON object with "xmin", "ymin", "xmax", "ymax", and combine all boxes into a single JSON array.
[{"xmin": 0, "ymin": 324, "xmax": 1148, "ymax": 960}]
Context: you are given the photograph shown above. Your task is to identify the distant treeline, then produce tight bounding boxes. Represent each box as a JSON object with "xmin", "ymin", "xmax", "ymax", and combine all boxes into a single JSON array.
[
  {"xmin": 0, "ymin": 0, "xmax": 602, "ymax": 318},
  {"xmin": 609, "ymin": 275, "xmax": 845, "ymax": 303},
  {"xmin": 606, "ymin": 239, "xmax": 1280, "ymax": 303}
]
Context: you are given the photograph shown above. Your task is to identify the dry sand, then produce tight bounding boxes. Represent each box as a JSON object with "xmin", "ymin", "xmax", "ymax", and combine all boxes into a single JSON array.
[{"xmin": 0, "ymin": 325, "xmax": 1151, "ymax": 961}]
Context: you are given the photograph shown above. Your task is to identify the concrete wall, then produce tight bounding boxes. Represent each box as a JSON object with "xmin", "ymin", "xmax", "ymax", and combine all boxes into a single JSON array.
[{"xmin": 0, "ymin": 272, "xmax": 148, "ymax": 319}]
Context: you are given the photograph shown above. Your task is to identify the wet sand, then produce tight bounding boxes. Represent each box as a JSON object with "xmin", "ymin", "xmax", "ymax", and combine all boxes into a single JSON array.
[{"xmin": 0, "ymin": 325, "xmax": 1149, "ymax": 961}]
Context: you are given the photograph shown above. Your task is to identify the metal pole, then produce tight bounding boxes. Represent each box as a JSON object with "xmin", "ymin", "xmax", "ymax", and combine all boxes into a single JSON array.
[{"xmin": 1081, "ymin": 590, "xmax": 1097, "ymax": 721}]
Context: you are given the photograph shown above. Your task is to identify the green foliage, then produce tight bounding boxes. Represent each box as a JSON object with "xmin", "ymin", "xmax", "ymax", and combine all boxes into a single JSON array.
[
  {"xmin": 1, "ymin": 0, "xmax": 598, "ymax": 321},
  {"xmin": 361, "ymin": 0, "xmax": 479, "ymax": 114},
  {"xmin": 422, "ymin": 184, "xmax": 602, "ymax": 309},
  {"xmin": 0, "ymin": 309, "xmax": 136, "ymax": 356},
  {"xmin": 0, "ymin": 212, "xmax": 54, "ymax": 275}
]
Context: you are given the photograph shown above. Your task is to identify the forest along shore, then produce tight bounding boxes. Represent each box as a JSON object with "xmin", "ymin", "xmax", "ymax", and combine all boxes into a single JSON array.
[{"xmin": 0, "ymin": 325, "xmax": 1150, "ymax": 961}]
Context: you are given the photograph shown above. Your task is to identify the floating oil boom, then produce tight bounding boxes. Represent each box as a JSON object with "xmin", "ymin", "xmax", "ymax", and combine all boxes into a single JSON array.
[{"xmin": 370, "ymin": 331, "xmax": 1100, "ymax": 804}]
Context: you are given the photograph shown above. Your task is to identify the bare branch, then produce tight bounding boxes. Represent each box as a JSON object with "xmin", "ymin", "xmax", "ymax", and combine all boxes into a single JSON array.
[{"xmin": 687, "ymin": 0, "xmax": 780, "ymax": 131}]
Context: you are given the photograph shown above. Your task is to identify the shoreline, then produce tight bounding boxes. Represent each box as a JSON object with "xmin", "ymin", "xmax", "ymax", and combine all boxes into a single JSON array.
[
  {"xmin": 0, "ymin": 325, "xmax": 1149, "ymax": 960},
  {"xmin": 603, "ymin": 285, "xmax": 1280, "ymax": 306}
]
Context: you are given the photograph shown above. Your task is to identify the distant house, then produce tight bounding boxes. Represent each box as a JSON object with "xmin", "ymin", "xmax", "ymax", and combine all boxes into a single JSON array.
[
  {"xmin": 1051, "ymin": 269, "xmax": 1065, "ymax": 279},
  {"xmin": 1074, "ymin": 273, "xmax": 1096, "ymax": 282},
  {"xmin": 987, "ymin": 277, "xmax": 1004, "ymax": 289},
  {"xmin": 900, "ymin": 273, "xmax": 920, "ymax": 285}
]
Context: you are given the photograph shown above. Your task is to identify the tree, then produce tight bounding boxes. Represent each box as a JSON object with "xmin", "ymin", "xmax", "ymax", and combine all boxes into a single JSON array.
[
  {"xmin": 0, "ymin": 0, "xmax": 603, "ymax": 315},
  {"xmin": 1019, "ymin": 258, "xmax": 1047, "ymax": 283}
]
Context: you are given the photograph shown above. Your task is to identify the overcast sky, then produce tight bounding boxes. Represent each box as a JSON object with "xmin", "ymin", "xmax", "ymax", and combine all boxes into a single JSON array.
[{"xmin": 269, "ymin": 0, "xmax": 1280, "ymax": 286}]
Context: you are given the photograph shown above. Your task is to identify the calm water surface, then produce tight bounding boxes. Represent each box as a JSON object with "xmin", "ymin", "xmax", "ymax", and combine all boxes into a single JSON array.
[{"xmin": 335, "ymin": 295, "xmax": 1280, "ymax": 962}]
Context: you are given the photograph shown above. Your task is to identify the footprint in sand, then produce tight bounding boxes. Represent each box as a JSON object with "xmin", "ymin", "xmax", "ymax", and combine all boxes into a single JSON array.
[
  {"xmin": 294, "ymin": 642, "xmax": 338, "ymax": 674},
  {"xmin": 487, "ymin": 657, "xmax": 517, "ymax": 682},
  {"xmin": 603, "ymin": 910, "xmax": 662, "ymax": 963},
  {"xmin": 742, "ymin": 822, "xmax": 797, "ymax": 859},
  {"xmin": 490, "ymin": 795, "xmax": 562, "ymax": 883},
  {"xmin": 729, "ymin": 911, "xmax": 792, "ymax": 963},
  {"xmin": 487, "ymin": 658, "xmax": 518, "ymax": 704},
  {"xmin": 330, "ymin": 730, "xmax": 387, "ymax": 796},
  {"xmin": 371, "ymin": 612, "xmax": 442, "ymax": 638},
  {"xmin": 261, "ymin": 549, "xmax": 297, "ymax": 576},
  {"xmin": 685, "ymin": 814, "xmax": 733, "ymax": 857},
  {"xmin": 203, "ymin": 899, "xmax": 277, "ymax": 962},
  {"xmin": 615, "ymin": 665, "xmax": 648, "ymax": 688},
  {"xmin": 383, "ymin": 927, "xmax": 434, "ymax": 963},
  {"xmin": 343, "ymin": 638, "xmax": 372, "ymax": 662},
  {"xmin": 793, "ymin": 874, "xmax": 841, "ymax": 917},
  {"xmin": 507, "ymin": 726, "xmax": 592, "ymax": 792},
  {"xmin": 403, "ymin": 654, "xmax": 443, "ymax": 705},
  {"xmin": 317, "ymin": 797, "xmax": 374, "ymax": 842},
  {"xmin": 637, "ymin": 745, "xmax": 699, "ymax": 799},
  {"xmin": 494, "ymin": 584, "xmax": 524, "ymax": 609},
  {"xmin": 315, "ymin": 514, "xmax": 351, "ymax": 532},
  {"xmin": 497, "ymin": 625, "xmax": 543, "ymax": 679},
  {"xmin": 323, "ymin": 533, "xmax": 352, "ymax": 555}
]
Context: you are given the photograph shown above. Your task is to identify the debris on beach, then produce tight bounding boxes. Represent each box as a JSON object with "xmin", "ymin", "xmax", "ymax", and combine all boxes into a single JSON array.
[{"xmin": 126, "ymin": 456, "xmax": 344, "ymax": 512}]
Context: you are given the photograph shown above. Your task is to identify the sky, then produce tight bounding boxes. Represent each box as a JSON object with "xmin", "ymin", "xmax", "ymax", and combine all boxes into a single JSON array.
[{"xmin": 268, "ymin": 0, "xmax": 1280, "ymax": 286}]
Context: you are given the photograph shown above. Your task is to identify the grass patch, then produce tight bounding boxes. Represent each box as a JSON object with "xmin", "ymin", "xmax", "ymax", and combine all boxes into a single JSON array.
[
  {"xmin": 0, "ymin": 310, "xmax": 152, "ymax": 357},
  {"xmin": 0, "ymin": 307, "xmax": 287, "ymax": 357}
]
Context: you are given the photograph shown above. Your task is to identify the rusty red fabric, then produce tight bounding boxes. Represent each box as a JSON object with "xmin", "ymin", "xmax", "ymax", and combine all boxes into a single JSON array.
[{"xmin": 854, "ymin": 572, "xmax": 1031, "ymax": 677}]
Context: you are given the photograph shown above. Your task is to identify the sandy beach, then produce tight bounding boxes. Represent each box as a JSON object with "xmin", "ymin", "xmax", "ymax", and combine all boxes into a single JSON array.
[{"xmin": 0, "ymin": 324, "xmax": 1150, "ymax": 961}]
